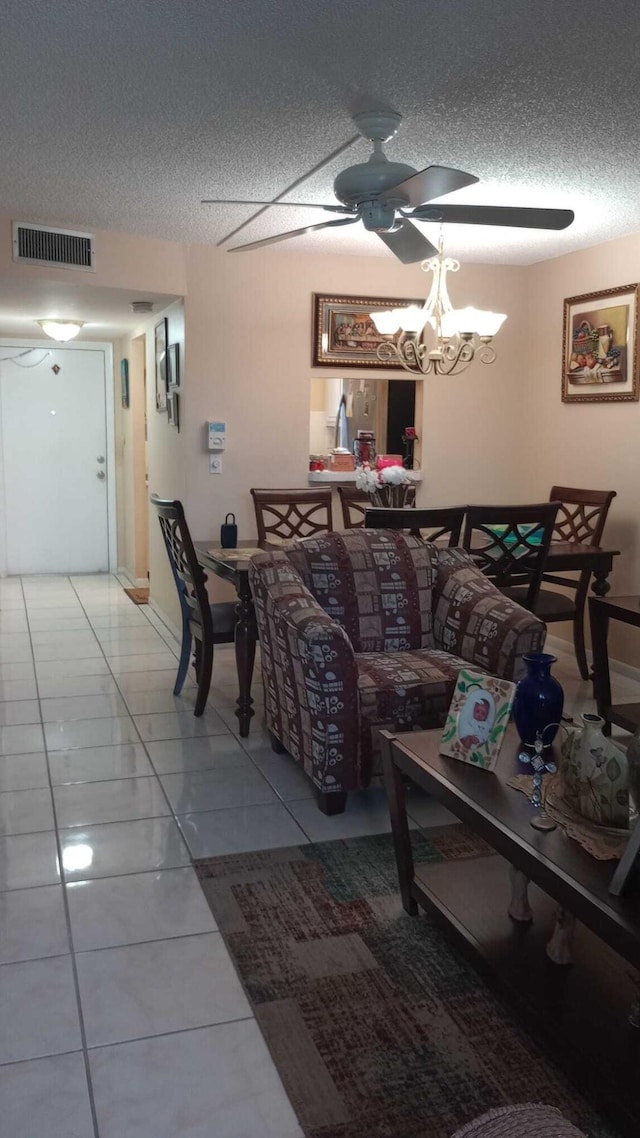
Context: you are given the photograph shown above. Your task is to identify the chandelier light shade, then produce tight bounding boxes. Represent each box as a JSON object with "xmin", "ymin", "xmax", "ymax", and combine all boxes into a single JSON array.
[
  {"xmin": 37, "ymin": 319, "xmax": 84, "ymax": 342},
  {"xmin": 370, "ymin": 236, "xmax": 506, "ymax": 376}
]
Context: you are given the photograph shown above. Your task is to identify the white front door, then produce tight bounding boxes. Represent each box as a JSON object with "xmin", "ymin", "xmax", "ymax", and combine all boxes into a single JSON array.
[{"xmin": 1, "ymin": 347, "xmax": 110, "ymax": 574}]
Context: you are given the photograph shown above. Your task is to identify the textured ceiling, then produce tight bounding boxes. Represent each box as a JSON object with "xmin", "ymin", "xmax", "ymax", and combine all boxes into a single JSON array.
[{"xmin": 1, "ymin": 0, "xmax": 640, "ymax": 264}]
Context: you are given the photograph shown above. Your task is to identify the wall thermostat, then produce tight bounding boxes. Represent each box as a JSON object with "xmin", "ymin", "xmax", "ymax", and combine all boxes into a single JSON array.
[{"xmin": 207, "ymin": 421, "xmax": 226, "ymax": 451}]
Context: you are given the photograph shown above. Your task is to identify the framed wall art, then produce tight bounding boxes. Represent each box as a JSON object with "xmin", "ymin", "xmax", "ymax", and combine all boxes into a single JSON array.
[
  {"xmin": 154, "ymin": 317, "xmax": 169, "ymax": 411},
  {"xmin": 440, "ymin": 669, "xmax": 516, "ymax": 771},
  {"xmin": 120, "ymin": 358, "xmax": 129, "ymax": 409},
  {"xmin": 312, "ymin": 293, "xmax": 423, "ymax": 370},
  {"xmin": 168, "ymin": 342, "xmax": 180, "ymax": 388},
  {"xmin": 562, "ymin": 283, "xmax": 640, "ymax": 403},
  {"xmin": 167, "ymin": 388, "xmax": 180, "ymax": 432}
]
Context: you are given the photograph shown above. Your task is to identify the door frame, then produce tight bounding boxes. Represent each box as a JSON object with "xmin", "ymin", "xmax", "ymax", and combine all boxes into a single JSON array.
[{"xmin": 0, "ymin": 338, "xmax": 117, "ymax": 574}]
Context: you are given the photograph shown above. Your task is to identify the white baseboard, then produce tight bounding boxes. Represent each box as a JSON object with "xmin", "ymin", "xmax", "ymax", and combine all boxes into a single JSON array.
[
  {"xmin": 116, "ymin": 567, "xmax": 149, "ymax": 588},
  {"xmin": 545, "ymin": 632, "xmax": 640, "ymax": 686}
]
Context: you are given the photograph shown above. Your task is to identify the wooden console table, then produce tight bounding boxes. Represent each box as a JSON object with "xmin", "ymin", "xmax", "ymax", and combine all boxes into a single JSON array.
[
  {"xmin": 590, "ymin": 595, "xmax": 640, "ymax": 734},
  {"xmin": 381, "ymin": 722, "xmax": 640, "ymax": 1134}
]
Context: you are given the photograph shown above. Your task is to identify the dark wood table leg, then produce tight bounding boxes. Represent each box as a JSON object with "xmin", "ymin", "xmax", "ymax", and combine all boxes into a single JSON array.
[
  {"xmin": 592, "ymin": 566, "xmax": 612, "ymax": 597},
  {"xmin": 589, "ymin": 597, "xmax": 611, "ymax": 734},
  {"xmin": 234, "ymin": 574, "xmax": 257, "ymax": 738},
  {"xmin": 381, "ymin": 732, "xmax": 418, "ymax": 916}
]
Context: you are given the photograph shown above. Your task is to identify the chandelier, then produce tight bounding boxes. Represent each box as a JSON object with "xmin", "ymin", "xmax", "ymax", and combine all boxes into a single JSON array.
[{"xmin": 370, "ymin": 235, "xmax": 506, "ymax": 376}]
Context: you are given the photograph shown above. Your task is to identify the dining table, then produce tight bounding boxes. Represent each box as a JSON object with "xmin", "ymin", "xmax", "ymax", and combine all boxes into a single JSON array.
[{"xmin": 195, "ymin": 537, "xmax": 620, "ymax": 738}]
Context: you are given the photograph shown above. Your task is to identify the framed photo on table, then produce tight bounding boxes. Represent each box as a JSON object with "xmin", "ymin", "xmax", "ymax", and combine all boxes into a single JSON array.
[
  {"xmin": 155, "ymin": 317, "xmax": 169, "ymax": 411},
  {"xmin": 312, "ymin": 293, "xmax": 423, "ymax": 369},
  {"xmin": 562, "ymin": 284, "xmax": 640, "ymax": 403},
  {"xmin": 440, "ymin": 670, "xmax": 516, "ymax": 771}
]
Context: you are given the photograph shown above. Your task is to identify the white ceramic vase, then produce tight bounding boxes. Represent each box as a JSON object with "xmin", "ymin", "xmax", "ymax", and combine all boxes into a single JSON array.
[{"xmin": 561, "ymin": 712, "xmax": 629, "ymax": 828}]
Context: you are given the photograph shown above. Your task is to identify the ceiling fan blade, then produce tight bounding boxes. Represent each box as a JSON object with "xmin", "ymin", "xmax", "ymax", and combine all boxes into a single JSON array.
[
  {"xmin": 383, "ymin": 165, "xmax": 479, "ymax": 209},
  {"xmin": 411, "ymin": 204, "xmax": 575, "ymax": 230},
  {"xmin": 377, "ymin": 220, "xmax": 438, "ymax": 264},
  {"xmin": 228, "ymin": 216, "xmax": 359, "ymax": 253},
  {"xmin": 201, "ymin": 199, "xmax": 352, "ymax": 214}
]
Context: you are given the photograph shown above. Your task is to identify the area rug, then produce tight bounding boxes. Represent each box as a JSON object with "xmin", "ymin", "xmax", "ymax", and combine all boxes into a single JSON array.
[
  {"xmin": 123, "ymin": 586, "xmax": 149, "ymax": 605},
  {"xmin": 195, "ymin": 828, "xmax": 621, "ymax": 1138}
]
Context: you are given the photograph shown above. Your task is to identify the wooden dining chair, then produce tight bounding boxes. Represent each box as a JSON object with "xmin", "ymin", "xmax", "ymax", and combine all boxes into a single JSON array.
[
  {"xmin": 151, "ymin": 495, "xmax": 236, "ymax": 716},
  {"xmin": 339, "ymin": 484, "xmax": 416, "ymax": 527},
  {"xmin": 462, "ymin": 502, "xmax": 560, "ymax": 611},
  {"xmin": 250, "ymin": 487, "xmax": 333, "ymax": 543},
  {"xmin": 534, "ymin": 486, "xmax": 617, "ymax": 679},
  {"xmin": 364, "ymin": 505, "xmax": 465, "ymax": 546}
]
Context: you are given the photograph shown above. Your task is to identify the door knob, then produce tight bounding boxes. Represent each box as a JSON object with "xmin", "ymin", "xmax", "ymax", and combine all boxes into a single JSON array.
[
  {"xmin": 97, "ymin": 470, "xmax": 106, "ymax": 480},
  {"xmin": 97, "ymin": 456, "xmax": 105, "ymax": 464}
]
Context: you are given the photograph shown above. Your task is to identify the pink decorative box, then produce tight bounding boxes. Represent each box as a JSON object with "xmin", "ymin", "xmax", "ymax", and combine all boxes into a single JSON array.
[
  {"xmin": 376, "ymin": 455, "xmax": 404, "ymax": 469},
  {"xmin": 329, "ymin": 453, "xmax": 356, "ymax": 472}
]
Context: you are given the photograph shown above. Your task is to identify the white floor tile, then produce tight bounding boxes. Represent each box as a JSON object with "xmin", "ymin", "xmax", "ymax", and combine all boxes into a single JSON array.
[
  {"xmin": 0, "ymin": 787, "xmax": 54, "ymax": 836},
  {"xmin": 161, "ymin": 764, "xmax": 277, "ymax": 814},
  {"xmin": 77, "ymin": 932, "xmax": 251, "ymax": 1046},
  {"xmin": 67, "ymin": 867, "xmax": 217, "ymax": 951},
  {"xmin": 89, "ymin": 1020, "xmax": 303, "ymax": 1138},
  {"xmin": 0, "ymin": 679, "xmax": 38, "ymax": 701},
  {"xmin": 287, "ymin": 787, "xmax": 416, "ymax": 842},
  {"xmin": 36, "ymin": 658, "xmax": 111, "ymax": 679},
  {"xmin": 0, "ymin": 885, "xmax": 68, "ymax": 963},
  {"xmin": 0, "ymin": 956, "xmax": 81, "ymax": 1063},
  {"xmin": 49, "ymin": 743, "xmax": 154, "ymax": 785},
  {"xmin": 108, "ymin": 654, "xmax": 178, "ymax": 673},
  {"xmin": 44, "ymin": 716, "xmax": 140, "ymax": 751},
  {"xmin": 54, "ymin": 777, "xmax": 170, "ymax": 828},
  {"xmin": 113, "ymin": 669, "xmax": 193, "ymax": 693},
  {"xmin": 178, "ymin": 802, "xmax": 309, "ymax": 858},
  {"xmin": 0, "ymin": 831, "xmax": 61, "ymax": 890},
  {"xmin": 0, "ymin": 662, "xmax": 35, "ymax": 681},
  {"xmin": 0, "ymin": 723, "xmax": 45, "ymax": 756},
  {"xmin": 0, "ymin": 701, "xmax": 40, "ymax": 726},
  {"xmin": 30, "ymin": 629, "xmax": 97, "ymax": 646},
  {"xmin": 40, "ymin": 693, "xmax": 128, "ymax": 722},
  {"xmin": 0, "ymin": 1051, "xmax": 94, "ymax": 1138},
  {"xmin": 59, "ymin": 817, "xmax": 190, "ymax": 880},
  {"xmin": 33, "ymin": 643, "xmax": 102, "ymax": 662},
  {"xmin": 249, "ymin": 747, "xmax": 316, "ymax": 801},
  {"xmin": 121, "ymin": 688, "xmax": 200, "ymax": 715},
  {"xmin": 133, "ymin": 710, "xmax": 227, "ymax": 742},
  {"xmin": 0, "ymin": 752, "xmax": 49, "ymax": 792},
  {"xmin": 37, "ymin": 674, "xmax": 120, "ymax": 699},
  {"xmin": 145, "ymin": 734, "xmax": 248, "ymax": 775}
]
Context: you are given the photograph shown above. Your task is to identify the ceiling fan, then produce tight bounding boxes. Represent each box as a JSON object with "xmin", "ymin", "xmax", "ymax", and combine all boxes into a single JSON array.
[{"xmin": 202, "ymin": 110, "xmax": 574, "ymax": 264}]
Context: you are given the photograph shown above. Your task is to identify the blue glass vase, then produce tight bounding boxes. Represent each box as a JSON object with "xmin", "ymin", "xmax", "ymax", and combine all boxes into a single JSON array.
[{"xmin": 513, "ymin": 653, "xmax": 564, "ymax": 749}]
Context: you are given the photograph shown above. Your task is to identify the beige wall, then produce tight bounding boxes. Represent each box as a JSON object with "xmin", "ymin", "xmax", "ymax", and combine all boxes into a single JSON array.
[
  {"xmin": 116, "ymin": 301, "xmax": 186, "ymax": 627},
  {"xmin": 183, "ymin": 246, "xmax": 529, "ymax": 548},
  {"xmin": 521, "ymin": 232, "xmax": 640, "ymax": 663}
]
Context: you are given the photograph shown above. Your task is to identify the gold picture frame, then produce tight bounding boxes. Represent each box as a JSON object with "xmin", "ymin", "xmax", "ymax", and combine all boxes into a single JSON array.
[
  {"xmin": 562, "ymin": 283, "xmax": 640, "ymax": 403},
  {"xmin": 312, "ymin": 293, "xmax": 423, "ymax": 370}
]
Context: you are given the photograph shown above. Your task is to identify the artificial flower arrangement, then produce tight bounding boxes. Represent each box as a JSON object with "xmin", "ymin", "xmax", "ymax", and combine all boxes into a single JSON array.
[{"xmin": 355, "ymin": 461, "xmax": 412, "ymax": 507}]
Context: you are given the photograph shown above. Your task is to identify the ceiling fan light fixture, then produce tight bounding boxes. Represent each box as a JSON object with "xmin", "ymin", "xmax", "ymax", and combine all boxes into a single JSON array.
[{"xmin": 37, "ymin": 319, "xmax": 84, "ymax": 342}]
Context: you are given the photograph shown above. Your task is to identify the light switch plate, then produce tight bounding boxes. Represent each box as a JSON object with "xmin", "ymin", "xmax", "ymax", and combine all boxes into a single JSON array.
[{"xmin": 209, "ymin": 454, "xmax": 222, "ymax": 474}]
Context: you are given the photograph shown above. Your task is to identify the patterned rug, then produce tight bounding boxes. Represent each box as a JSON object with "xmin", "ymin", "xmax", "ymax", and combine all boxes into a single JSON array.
[
  {"xmin": 123, "ymin": 586, "xmax": 149, "ymax": 605},
  {"xmin": 195, "ymin": 828, "xmax": 621, "ymax": 1138}
]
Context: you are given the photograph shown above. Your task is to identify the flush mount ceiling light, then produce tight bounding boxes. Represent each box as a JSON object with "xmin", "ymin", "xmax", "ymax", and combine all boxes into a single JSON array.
[{"xmin": 37, "ymin": 319, "xmax": 84, "ymax": 342}]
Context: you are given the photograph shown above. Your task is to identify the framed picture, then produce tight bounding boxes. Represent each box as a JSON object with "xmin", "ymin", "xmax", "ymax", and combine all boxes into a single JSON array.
[
  {"xmin": 562, "ymin": 284, "xmax": 640, "ymax": 402},
  {"xmin": 167, "ymin": 388, "xmax": 180, "ymax": 432},
  {"xmin": 154, "ymin": 318, "xmax": 169, "ymax": 411},
  {"xmin": 120, "ymin": 358, "xmax": 129, "ymax": 409},
  {"xmin": 167, "ymin": 342, "xmax": 180, "ymax": 388},
  {"xmin": 312, "ymin": 293, "xmax": 423, "ymax": 369},
  {"xmin": 440, "ymin": 669, "xmax": 516, "ymax": 771}
]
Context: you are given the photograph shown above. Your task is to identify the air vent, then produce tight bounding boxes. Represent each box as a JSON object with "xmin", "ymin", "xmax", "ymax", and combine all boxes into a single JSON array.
[{"xmin": 12, "ymin": 222, "xmax": 95, "ymax": 271}]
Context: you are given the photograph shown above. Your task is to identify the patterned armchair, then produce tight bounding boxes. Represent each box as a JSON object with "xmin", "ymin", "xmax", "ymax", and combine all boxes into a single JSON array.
[{"xmin": 249, "ymin": 530, "xmax": 545, "ymax": 814}]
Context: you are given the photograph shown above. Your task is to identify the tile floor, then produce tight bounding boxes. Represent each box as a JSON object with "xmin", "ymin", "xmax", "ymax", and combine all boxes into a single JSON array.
[{"xmin": 0, "ymin": 572, "xmax": 638, "ymax": 1137}]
